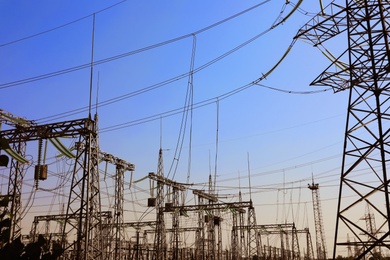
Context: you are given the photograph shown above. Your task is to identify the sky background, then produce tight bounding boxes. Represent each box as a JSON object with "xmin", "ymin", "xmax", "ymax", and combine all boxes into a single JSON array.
[{"xmin": 0, "ymin": 0, "xmax": 357, "ymax": 257}]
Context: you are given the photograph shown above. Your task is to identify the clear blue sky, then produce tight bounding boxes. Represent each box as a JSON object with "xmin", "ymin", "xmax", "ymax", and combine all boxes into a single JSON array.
[{"xmin": 0, "ymin": 0, "xmax": 352, "ymax": 256}]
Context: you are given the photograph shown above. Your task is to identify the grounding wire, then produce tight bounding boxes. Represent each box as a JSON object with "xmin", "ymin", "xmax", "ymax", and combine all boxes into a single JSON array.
[{"xmin": 0, "ymin": 0, "xmax": 272, "ymax": 90}]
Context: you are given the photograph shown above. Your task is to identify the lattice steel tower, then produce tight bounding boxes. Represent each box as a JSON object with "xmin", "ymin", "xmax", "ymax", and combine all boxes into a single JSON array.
[
  {"xmin": 154, "ymin": 148, "xmax": 167, "ymax": 260},
  {"xmin": 296, "ymin": 1, "xmax": 390, "ymax": 258},
  {"xmin": 308, "ymin": 182, "xmax": 327, "ymax": 259}
]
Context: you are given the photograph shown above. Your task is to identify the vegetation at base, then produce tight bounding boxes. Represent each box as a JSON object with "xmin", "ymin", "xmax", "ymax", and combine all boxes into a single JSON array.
[{"xmin": 0, "ymin": 196, "xmax": 63, "ymax": 260}]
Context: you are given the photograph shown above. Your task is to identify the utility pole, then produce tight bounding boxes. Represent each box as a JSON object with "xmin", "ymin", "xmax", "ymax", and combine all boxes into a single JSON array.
[
  {"xmin": 295, "ymin": 1, "xmax": 390, "ymax": 258},
  {"xmin": 308, "ymin": 182, "xmax": 327, "ymax": 259}
]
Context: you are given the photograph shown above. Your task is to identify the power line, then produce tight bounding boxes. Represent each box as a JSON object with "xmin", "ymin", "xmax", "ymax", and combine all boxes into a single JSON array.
[
  {"xmin": 0, "ymin": 0, "xmax": 272, "ymax": 90},
  {"xmin": 0, "ymin": 0, "xmax": 128, "ymax": 48}
]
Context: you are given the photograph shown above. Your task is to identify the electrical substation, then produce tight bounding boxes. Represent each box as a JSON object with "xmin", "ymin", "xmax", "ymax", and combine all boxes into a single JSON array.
[{"xmin": 1, "ymin": 0, "xmax": 390, "ymax": 259}]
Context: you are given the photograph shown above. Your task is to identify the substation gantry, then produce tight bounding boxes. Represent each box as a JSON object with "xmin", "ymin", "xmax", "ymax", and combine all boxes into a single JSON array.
[
  {"xmin": 165, "ymin": 198, "xmax": 252, "ymax": 260},
  {"xmin": 147, "ymin": 169, "xmax": 256, "ymax": 260},
  {"xmin": 147, "ymin": 171, "xmax": 189, "ymax": 260},
  {"xmin": 0, "ymin": 109, "xmax": 36, "ymax": 242},
  {"xmin": 99, "ymin": 150, "xmax": 135, "ymax": 260},
  {"xmin": 30, "ymin": 148, "xmax": 134, "ymax": 260},
  {"xmin": 235, "ymin": 223, "xmax": 303, "ymax": 260},
  {"xmin": 295, "ymin": 0, "xmax": 390, "ymax": 258},
  {"xmin": 0, "ymin": 116, "xmax": 135, "ymax": 260},
  {"xmin": 109, "ymin": 221, "xmax": 156, "ymax": 260}
]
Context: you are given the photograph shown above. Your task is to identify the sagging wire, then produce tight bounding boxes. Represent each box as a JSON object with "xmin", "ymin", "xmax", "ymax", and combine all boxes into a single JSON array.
[
  {"xmin": 167, "ymin": 34, "xmax": 196, "ymax": 181},
  {"xmin": 34, "ymin": 0, "xmax": 289, "ymax": 123},
  {"xmin": 186, "ymin": 34, "xmax": 196, "ymax": 185},
  {"xmin": 0, "ymin": 0, "xmax": 271, "ymax": 91},
  {"xmin": 256, "ymin": 83, "xmax": 331, "ymax": 94},
  {"xmin": 0, "ymin": 0, "xmax": 128, "ymax": 48}
]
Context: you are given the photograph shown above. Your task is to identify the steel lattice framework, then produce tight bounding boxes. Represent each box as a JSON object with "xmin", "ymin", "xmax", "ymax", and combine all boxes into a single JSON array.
[
  {"xmin": 0, "ymin": 118, "xmax": 105, "ymax": 259},
  {"xmin": 99, "ymin": 150, "xmax": 135, "ymax": 260},
  {"xmin": 154, "ymin": 148, "xmax": 167, "ymax": 260},
  {"xmin": 61, "ymin": 119, "xmax": 102, "ymax": 260},
  {"xmin": 0, "ymin": 109, "xmax": 35, "ymax": 242},
  {"xmin": 308, "ymin": 182, "xmax": 327, "ymax": 259},
  {"xmin": 296, "ymin": 0, "xmax": 390, "ymax": 258},
  {"xmin": 247, "ymin": 200, "xmax": 260, "ymax": 259},
  {"xmin": 7, "ymin": 140, "xmax": 27, "ymax": 242}
]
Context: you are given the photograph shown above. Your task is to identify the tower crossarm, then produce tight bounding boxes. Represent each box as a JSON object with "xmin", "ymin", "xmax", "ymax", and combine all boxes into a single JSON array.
[
  {"xmin": 0, "ymin": 118, "xmax": 94, "ymax": 142},
  {"xmin": 164, "ymin": 201, "xmax": 251, "ymax": 212},
  {"xmin": 148, "ymin": 172, "xmax": 188, "ymax": 191},
  {"xmin": 98, "ymin": 150, "xmax": 135, "ymax": 171},
  {"xmin": 193, "ymin": 189, "xmax": 218, "ymax": 203},
  {"xmin": 33, "ymin": 211, "xmax": 112, "ymax": 223},
  {"xmin": 294, "ymin": 3, "xmax": 347, "ymax": 46},
  {"xmin": 236, "ymin": 223, "xmax": 295, "ymax": 233},
  {"xmin": 0, "ymin": 109, "xmax": 36, "ymax": 128},
  {"xmin": 294, "ymin": 3, "xmax": 351, "ymax": 92},
  {"xmin": 102, "ymin": 221, "xmax": 156, "ymax": 229}
]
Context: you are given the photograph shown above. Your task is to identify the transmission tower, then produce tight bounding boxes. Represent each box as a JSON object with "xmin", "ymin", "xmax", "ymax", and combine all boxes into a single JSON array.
[
  {"xmin": 238, "ymin": 190, "xmax": 247, "ymax": 259},
  {"xmin": 296, "ymin": 1, "xmax": 390, "ymax": 258},
  {"xmin": 308, "ymin": 182, "xmax": 327, "ymax": 259},
  {"xmin": 59, "ymin": 117, "xmax": 102, "ymax": 260},
  {"xmin": 360, "ymin": 203, "xmax": 379, "ymax": 255},
  {"xmin": 154, "ymin": 148, "xmax": 167, "ymax": 260}
]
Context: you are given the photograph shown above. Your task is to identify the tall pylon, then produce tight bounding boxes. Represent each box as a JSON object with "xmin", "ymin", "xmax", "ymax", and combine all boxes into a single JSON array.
[
  {"xmin": 154, "ymin": 148, "xmax": 167, "ymax": 260},
  {"xmin": 62, "ymin": 117, "xmax": 103, "ymax": 260},
  {"xmin": 308, "ymin": 181, "xmax": 327, "ymax": 259},
  {"xmin": 296, "ymin": 1, "xmax": 390, "ymax": 258},
  {"xmin": 246, "ymin": 154, "xmax": 260, "ymax": 259}
]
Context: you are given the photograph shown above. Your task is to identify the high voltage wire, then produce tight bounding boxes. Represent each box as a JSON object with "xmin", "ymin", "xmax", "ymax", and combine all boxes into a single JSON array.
[
  {"xmin": 0, "ymin": 0, "xmax": 272, "ymax": 90},
  {"xmin": 40, "ymin": 36, "xmax": 329, "ymax": 130},
  {"xmin": 2, "ymin": 1, "xmax": 337, "ymax": 226},
  {"xmin": 22, "ymin": 1, "xmax": 309, "ymax": 130},
  {"xmin": 34, "ymin": 1, "xmax": 292, "ymax": 123},
  {"xmin": 0, "ymin": 0, "xmax": 128, "ymax": 48}
]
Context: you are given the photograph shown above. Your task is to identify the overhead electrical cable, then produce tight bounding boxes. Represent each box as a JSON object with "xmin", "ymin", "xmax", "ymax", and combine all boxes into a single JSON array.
[
  {"xmin": 99, "ymin": 39, "xmax": 330, "ymax": 133},
  {"xmin": 0, "ymin": 0, "xmax": 127, "ymax": 48},
  {"xmin": 256, "ymin": 83, "xmax": 331, "ymax": 94},
  {"xmin": 34, "ymin": 1, "xmax": 300, "ymax": 123},
  {"xmin": 0, "ymin": 0, "xmax": 271, "ymax": 90},
  {"xmin": 167, "ymin": 35, "xmax": 197, "ymax": 180},
  {"xmin": 37, "ymin": 3, "xmax": 304, "ymax": 125}
]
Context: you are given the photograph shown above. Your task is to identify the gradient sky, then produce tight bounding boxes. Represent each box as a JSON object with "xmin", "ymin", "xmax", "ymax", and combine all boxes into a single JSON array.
[{"xmin": 0, "ymin": 0, "xmax": 354, "ymax": 257}]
